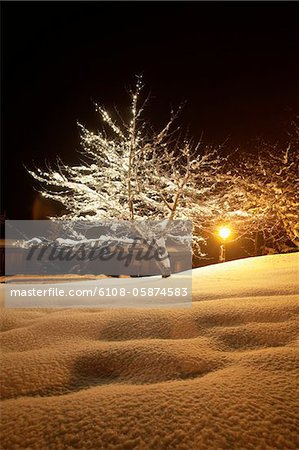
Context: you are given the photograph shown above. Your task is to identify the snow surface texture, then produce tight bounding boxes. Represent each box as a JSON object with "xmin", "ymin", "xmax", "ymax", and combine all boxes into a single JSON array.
[{"xmin": 1, "ymin": 253, "xmax": 299, "ymax": 449}]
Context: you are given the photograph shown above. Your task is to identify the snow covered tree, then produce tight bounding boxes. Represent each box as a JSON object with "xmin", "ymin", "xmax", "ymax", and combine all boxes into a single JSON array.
[
  {"xmin": 219, "ymin": 122, "xmax": 299, "ymax": 251},
  {"xmin": 28, "ymin": 77, "xmax": 225, "ymax": 274},
  {"xmin": 29, "ymin": 80, "xmax": 220, "ymax": 220}
]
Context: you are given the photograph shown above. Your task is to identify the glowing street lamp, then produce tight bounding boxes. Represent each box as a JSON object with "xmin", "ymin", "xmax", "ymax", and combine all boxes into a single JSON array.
[
  {"xmin": 218, "ymin": 225, "xmax": 231, "ymax": 263},
  {"xmin": 218, "ymin": 226, "xmax": 231, "ymax": 241}
]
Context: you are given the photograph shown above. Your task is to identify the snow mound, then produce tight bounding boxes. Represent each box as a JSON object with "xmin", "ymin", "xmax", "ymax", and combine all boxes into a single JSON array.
[
  {"xmin": 1, "ymin": 253, "xmax": 299, "ymax": 449},
  {"xmin": 192, "ymin": 252, "xmax": 299, "ymax": 301}
]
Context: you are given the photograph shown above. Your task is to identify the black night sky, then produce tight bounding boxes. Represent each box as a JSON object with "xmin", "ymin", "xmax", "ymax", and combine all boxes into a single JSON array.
[{"xmin": 1, "ymin": 1, "xmax": 299, "ymax": 220}]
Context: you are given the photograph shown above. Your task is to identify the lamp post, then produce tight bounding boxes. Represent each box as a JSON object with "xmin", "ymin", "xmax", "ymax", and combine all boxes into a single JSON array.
[{"xmin": 218, "ymin": 225, "xmax": 231, "ymax": 263}]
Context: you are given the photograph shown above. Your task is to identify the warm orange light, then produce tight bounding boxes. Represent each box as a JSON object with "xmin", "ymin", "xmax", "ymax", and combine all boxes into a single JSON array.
[{"xmin": 218, "ymin": 226, "xmax": 231, "ymax": 240}]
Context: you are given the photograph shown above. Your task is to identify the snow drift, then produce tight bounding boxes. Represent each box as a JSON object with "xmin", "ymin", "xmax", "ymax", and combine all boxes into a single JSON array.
[{"xmin": 0, "ymin": 253, "xmax": 299, "ymax": 449}]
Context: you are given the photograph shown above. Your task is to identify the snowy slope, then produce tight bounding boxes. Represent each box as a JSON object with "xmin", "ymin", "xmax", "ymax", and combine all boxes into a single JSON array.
[
  {"xmin": 1, "ymin": 252, "xmax": 299, "ymax": 449},
  {"xmin": 192, "ymin": 252, "xmax": 299, "ymax": 301}
]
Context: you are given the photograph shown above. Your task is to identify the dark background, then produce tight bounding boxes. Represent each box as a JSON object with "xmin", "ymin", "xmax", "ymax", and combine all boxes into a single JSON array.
[{"xmin": 1, "ymin": 1, "xmax": 299, "ymax": 221}]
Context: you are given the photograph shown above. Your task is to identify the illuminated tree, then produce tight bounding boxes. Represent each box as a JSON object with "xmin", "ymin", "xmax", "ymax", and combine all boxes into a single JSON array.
[
  {"xmin": 221, "ymin": 123, "xmax": 299, "ymax": 251},
  {"xmin": 28, "ymin": 77, "xmax": 225, "ymax": 274}
]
